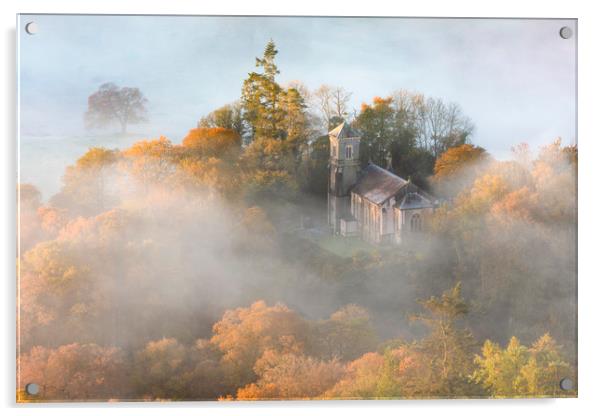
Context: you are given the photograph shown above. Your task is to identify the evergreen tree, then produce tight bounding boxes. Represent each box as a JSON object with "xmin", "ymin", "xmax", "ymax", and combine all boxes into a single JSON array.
[{"xmin": 241, "ymin": 40, "xmax": 286, "ymax": 140}]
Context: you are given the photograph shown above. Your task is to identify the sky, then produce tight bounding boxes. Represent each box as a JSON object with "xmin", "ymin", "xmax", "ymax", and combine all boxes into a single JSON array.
[{"xmin": 18, "ymin": 15, "xmax": 577, "ymax": 158}]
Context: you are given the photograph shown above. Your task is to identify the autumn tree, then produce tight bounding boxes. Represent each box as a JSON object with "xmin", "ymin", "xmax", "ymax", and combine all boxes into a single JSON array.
[
  {"xmin": 209, "ymin": 301, "xmax": 310, "ymax": 388},
  {"xmin": 37, "ymin": 206, "xmax": 67, "ymax": 236},
  {"xmin": 410, "ymin": 283, "xmax": 481, "ymax": 396},
  {"xmin": 198, "ymin": 101, "xmax": 245, "ymax": 137},
  {"xmin": 324, "ymin": 285, "xmax": 483, "ymax": 399},
  {"xmin": 181, "ymin": 127, "xmax": 241, "ymax": 160},
  {"xmin": 85, "ymin": 83, "xmax": 148, "ymax": 134},
  {"xmin": 171, "ymin": 128, "xmax": 243, "ymax": 198},
  {"xmin": 530, "ymin": 139, "xmax": 577, "ymax": 224},
  {"xmin": 474, "ymin": 334, "xmax": 575, "ymax": 397},
  {"xmin": 132, "ymin": 338, "xmax": 226, "ymax": 400},
  {"xmin": 236, "ymin": 350, "xmax": 344, "ymax": 399},
  {"xmin": 239, "ymin": 124, "xmax": 294, "ymax": 174},
  {"xmin": 19, "ymin": 240, "xmax": 93, "ymax": 348},
  {"xmin": 122, "ymin": 137, "xmax": 176, "ymax": 189},
  {"xmin": 434, "ymin": 144, "xmax": 488, "ymax": 180},
  {"xmin": 279, "ymin": 86, "xmax": 310, "ymax": 159},
  {"xmin": 175, "ymin": 157, "xmax": 241, "ymax": 199},
  {"xmin": 240, "ymin": 137, "xmax": 299, "ymax": 203},
  {"xmin": 319, "ymin": 286, "xmax": 482, "ymax": 399},
  {"xmin": 18, "ymin": 209, "xmax": 141, "ymax": 349},
  {"xmin": 323, "ymin": 351, "xmax": 386, "ymax": 399},
  {"xmin": 18, "ymin": 343, "xmax": 130, "ymax": 401},
  {"xmin": 434, "ymin": 144, "xmax": 489, "ymax": 197},
  {"xmin": 310, "ymin": 304, "xmax": 378, "ymax": 362},
  {"xmin": 132, "ymin": 338, "xmax": 190, "ymax": 399},
  {"xmin": 325, "ymin": 344, "xmax": 443, "ymax": 399},
  {"xmin": 51, "ymin": 147, "xmax": 120, "ymax": 215}
]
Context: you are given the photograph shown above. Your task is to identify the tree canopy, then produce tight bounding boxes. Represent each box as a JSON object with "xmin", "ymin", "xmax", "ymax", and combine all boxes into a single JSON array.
[{"xmin": 85, "ymin": 83, "xmax": 148, "ymax": 133}]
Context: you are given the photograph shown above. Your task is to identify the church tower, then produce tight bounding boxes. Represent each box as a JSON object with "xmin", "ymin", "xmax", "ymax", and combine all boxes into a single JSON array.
[{"xmin": 327, "ymin": 122, "xmax": 361, "ymax": 233}]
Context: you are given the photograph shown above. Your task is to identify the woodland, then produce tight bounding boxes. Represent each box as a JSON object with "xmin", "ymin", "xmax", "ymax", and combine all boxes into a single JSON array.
[{"xmin": 17, "ymin": 41, "xmax": 577, "ymax": 401}]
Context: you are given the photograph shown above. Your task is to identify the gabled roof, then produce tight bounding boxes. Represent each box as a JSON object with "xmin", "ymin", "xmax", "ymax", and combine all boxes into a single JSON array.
[
  {"xmin": 351, "ymin": 163, "xmax": 408, "ymax": 205},
  {"xmin": 396, "ymin": 192, "xmax": 435, "ymax": 210},
  {"xmin": 329, "ymin": 122, "xmax": 359, "ymax": 140}
]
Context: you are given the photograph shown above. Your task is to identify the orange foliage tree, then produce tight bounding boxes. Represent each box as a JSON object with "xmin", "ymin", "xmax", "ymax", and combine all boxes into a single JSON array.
[
  {"xmin": 324, "ymin": 346, "xmax": 432, "ymax": 399},
  {"xmin": 50, "ymin": 147, "xmax": 121, "ymax": 216},
  {"xmin": 132, "ymin": 338, "xmax": 226, "ymax": 400},
  {"xmin": 433, "ymin": 144, "xmax": 488, "ymax": 197},
  {"xmin": 236, "ymin": 351, "xmax": 344, "ymax": 400},
  {"xmin": 209, "ymin": 301, "xmax": 310, "ymax": 388},
  {"xmin": 122, "ymin": 137, "xmax": 176, "ymax": 189},
  {"xmin": 181, "ymin": 127, "xmax": 241, "ymax": 160},
  {"xmin": 18, "ymin": 343, "xmax": 130, "ymax": 401},
  {"xmin": 309, "ymin": 304, "xmax": 378, "ymax": 362}
]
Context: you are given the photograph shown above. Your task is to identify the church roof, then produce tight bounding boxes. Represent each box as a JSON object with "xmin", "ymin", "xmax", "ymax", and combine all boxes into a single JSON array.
[
  {"xmin": 396, "ymin": 191, "xmax": 435, "ymax": 210},
  {"xmin": 351, "ymin": 163, "xmax": 408, "ymax": 205},
  {"xmin": 329, "ymin": 122, "xmax": 359, "ymax": 139}
]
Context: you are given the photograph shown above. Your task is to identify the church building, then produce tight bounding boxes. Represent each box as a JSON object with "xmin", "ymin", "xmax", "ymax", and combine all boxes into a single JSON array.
[{"xmin": 327, "ymin": 122, "xmax": 437, "ymax": 245}]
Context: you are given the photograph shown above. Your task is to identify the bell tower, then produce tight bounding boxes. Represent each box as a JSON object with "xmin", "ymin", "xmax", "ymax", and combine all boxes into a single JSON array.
[{"xmin": 327, "ymin": 122, "xmax": 361, "ymax": 234}]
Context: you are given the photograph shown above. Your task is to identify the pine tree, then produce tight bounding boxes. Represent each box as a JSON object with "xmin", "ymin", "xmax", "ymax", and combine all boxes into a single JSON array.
[{"xmin": 241, "ymin": 40, "xmax": 286, "ymax": 140}]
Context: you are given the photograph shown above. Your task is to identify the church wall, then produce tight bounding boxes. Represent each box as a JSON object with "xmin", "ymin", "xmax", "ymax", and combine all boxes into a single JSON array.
[
  {"xmin": 394, "ymin": 209, "xmax": 402, "ymax": 244},
  {"xmin": 328, "ymin": 193, "xmax": 351, "ymax": 234},
  {"xmin": 329, "ymin": 138, "xmax": 361, "ymax": 196},
  {"xmin": 351, "ymin": 193, "xmax": 388, "ymax": 245},
  {"xmin": 380, "ymin": 198, "xmax": 396, "ymax": 238},
  {"xmin": 394, "ymin": 207, "xmax": 435, "ymax": 238},
  {"xmin": 330, "ymin": 136, "xmax": 360, "ymax": 162},
  {"xmin": 351, "ymin": 194, "xmax": 436, "ymax": 245}
]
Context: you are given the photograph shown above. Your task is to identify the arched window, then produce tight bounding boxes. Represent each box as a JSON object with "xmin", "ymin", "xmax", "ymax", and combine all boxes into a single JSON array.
[{"xmin": 410, "ymin": 213, "xmax": 422, "ymax": 232}]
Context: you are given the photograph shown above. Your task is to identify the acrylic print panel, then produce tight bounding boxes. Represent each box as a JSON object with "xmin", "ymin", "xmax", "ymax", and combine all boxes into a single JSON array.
[{"xmin": 17, "ymin": 14, "xmax": 577, "ymax": 402}]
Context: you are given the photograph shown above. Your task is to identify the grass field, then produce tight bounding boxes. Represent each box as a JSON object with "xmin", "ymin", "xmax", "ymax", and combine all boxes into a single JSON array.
[{"xmin": 294, "ymin": 227, "xmax": 374, "ymax": 258}]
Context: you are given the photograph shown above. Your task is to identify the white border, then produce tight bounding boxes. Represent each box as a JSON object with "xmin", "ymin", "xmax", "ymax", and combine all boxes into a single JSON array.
[{"xmin": 3, "ymin": 1, "xmax": 600, "ymax": 415}]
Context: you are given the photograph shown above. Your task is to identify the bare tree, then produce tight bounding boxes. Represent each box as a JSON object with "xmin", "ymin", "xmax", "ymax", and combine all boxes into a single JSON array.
[
  {"xmin": 313, "ymin": 85, "xmax": 333, "ymax": 131},
  {"xmin": 313, "ymin": 85, "xmax": 352, "ymax": 131},
  {"xmin": 401, "ymin": 93, "xmax": 473, "ymax": 157},
  {"xmin": 391, "ymin": 89, "xmax": 420, "ymax": 131},
  {"xmin": 85, "ymin": 83, "xmax": 148, "ymax": 134},
  {"xmin": 286, "ymin": 80, "xmax": 312, "ymax": 103}
]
